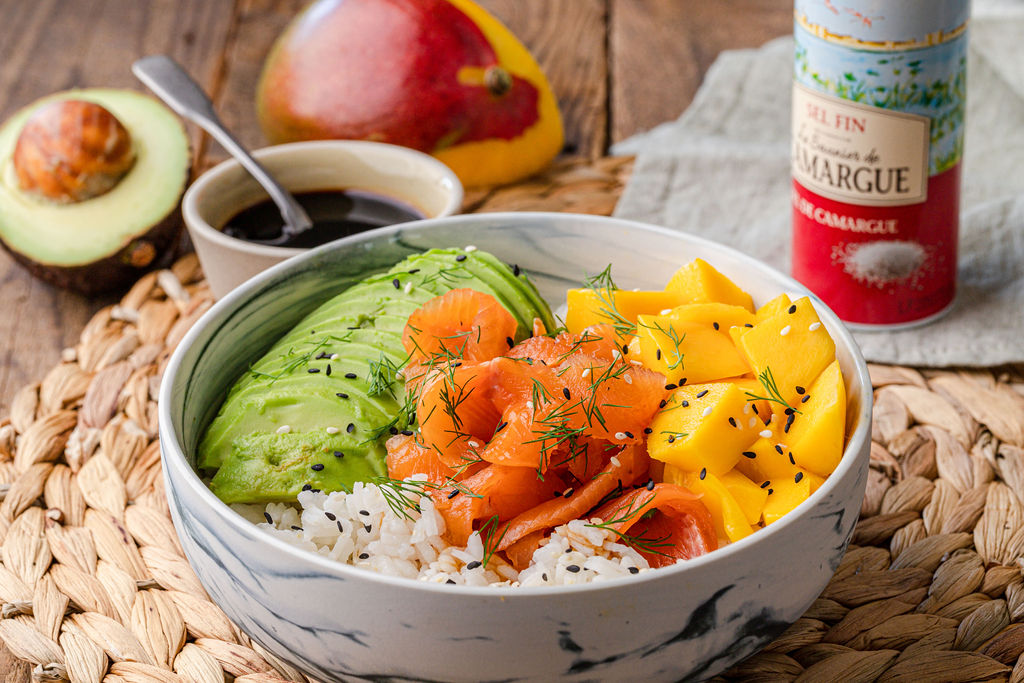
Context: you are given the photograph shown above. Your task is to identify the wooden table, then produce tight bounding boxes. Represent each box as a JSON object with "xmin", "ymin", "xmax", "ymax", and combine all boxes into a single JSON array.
[{"xmin": 0, "ymin": 1, "xmax": 788, "ymax": 676}]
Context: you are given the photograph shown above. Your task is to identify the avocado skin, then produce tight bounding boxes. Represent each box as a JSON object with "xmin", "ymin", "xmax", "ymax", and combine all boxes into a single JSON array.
[
  {"xmin": 200, "ymin": 247, "xmax": 553, "ymax": 504},
  {"xmin": 0, "ymin": 199, "xmax": 185, "ymax": 295}
]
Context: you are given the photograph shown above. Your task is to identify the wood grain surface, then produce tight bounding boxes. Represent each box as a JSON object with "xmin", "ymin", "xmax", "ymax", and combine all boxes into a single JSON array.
[{"xmin": 0, "ymin": 2, "xmax": 788, "ymax": 675}]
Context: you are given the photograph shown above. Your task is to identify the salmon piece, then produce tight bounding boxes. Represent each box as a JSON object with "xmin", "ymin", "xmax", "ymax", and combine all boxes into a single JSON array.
[
  {"xmin": 508, "ymin": 325, "xmax": 623, "ymax": 366},
  {"xmin": 416, "ymin": 361, "xmax": 501, "ymax": 469},
  {"xmin": 403, "ymin": 289, "xmax": 517, "ymax": 365},
  {"xmin": 479, "ymin": 404, "xmax": 550, "ymax": 469},
  {"xmin": 553, "ymin": 437, "xmax": 612, "ymax": 485},
  {"xmin": 488, "ymin": 356, "xmax": 563, "ymax": 413},
  {"xmin": 591, "ymin": 483, "xmax": 717, "ymax": 567},
  {"xmin": 504, "ymin": 529, "xmax": 547, "ymax": 571},
  {"xmin": 496, "ymin": 443, "xmax": 650, "ymax": 551},
  {"xmin": 385, "ymin": 433, "xmax": 454, "ymax": 485}
]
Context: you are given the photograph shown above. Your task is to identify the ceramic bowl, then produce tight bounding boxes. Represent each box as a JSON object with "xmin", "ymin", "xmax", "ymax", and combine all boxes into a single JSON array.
[
  {"xmin": 182, "ymin": 140, "xmax": 463, "ymax": 299},
  {"xmin": 159, "ymin": 212, "xmax": 872, "ymax": 682}
]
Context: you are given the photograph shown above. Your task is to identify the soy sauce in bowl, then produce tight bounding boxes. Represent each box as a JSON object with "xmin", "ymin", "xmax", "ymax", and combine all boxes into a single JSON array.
[{"xmin": 222, "ymin": 189, "xmax": 426, "ymax": 248}]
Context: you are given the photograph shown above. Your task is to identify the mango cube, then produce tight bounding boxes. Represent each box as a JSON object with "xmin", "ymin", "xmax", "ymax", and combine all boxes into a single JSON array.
[
  {"xmin": 647, "ymin": 382, "xmax": 761, "ymax": 475},
  {"xmin": 761, "ymin": 469, "xmax": 825, "ymax": 525},
  {"xmin": 665, "ymin": 465, "xmax": 754, "ymax": 542},
  {"xmin": 755, "ymin": 293, "xmax": 793, "ymax": 323},
  {"xmin": 565, "ymin": 288, "xmax": 684, "ymax": 334},
  {"xmin": 665, "ymin": 258, "xmax": 754, "ymax": 312},
  {"xmin": 635, "ymin": 314, "xmax": 750, "ymax": 385},
  {"xmin": 661, "ymin": 302, "xmax": 755, "ymax": 330},
  {"xmin": 737, "ymin": 296, "xmax": 835, "ymax": 408},
  {"xmin": 719, "ymin": 468, "xmax": 769, "ymax": 525},
  {"xmin": 786, "ymin": 359, "xmax": 847, "ymax": 477}
]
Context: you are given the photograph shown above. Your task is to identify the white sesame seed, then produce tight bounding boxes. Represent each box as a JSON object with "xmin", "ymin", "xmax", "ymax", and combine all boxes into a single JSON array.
[
  {"xmin": 325, "ymin": 427, "xmax": 340, "ymax": 434},
  {"xmin": 701, "ymin": 406, "xmax": 713, "ymax": 417},
  {"xmin": 614, "ymin": 432, "xmax": 628, "ymax": 440},
  {"xmin": 743, "ymin": 404, "xmax": 751, "ymax": 414},
  {"xmin": 465, "ymin": 245, "xmax": 478, "ymax": 252},
  {"xmin": 780, "ymin": 325, "xmax": 792, "ymax": 336},
  {"xmin": 759, "ymin": 429, "xmax": 772, "ymax": 438},
  {"xmin": 330, "ymin": 353, "xmax": 340, "ymax": 361},
  {"xmin": 659, "ymin": 308, "xmax": 673, "ymax": 315},
  {"xmin": 404, "ymin": 283, "xmax": 414, "ymax": 294},
  {"xmin": 610, "ymin": 456, "xmax": 621, "ymax": 467},
  {"xmin": 468, "ymin": 440, "xmax": 480, "ymax": 448},
  {"xmin": 276, "ymin": 425, "xmax": 292, "ymax": 435},
  {"xmin": 525, "ymin": 400, "xmax": 534, "ymax": 411},
  {"xmin": 748, "ymin": 417, "xmax": 757, "ymax": 428},
  {"xmin": 623, "ymin": 374, "xmax": 633, "ymax": 384},
  {"xmin": 809, "ymin": 322, "xmax": 822, "ymax": 331},
  {"xmin": 581, "ymin": 368, "xmax": 591, "ymax": 379},
  {"xmin": 612, "ymin": 349, "xmax": 621, "ymax": 360},
  {"xmin": 630, "ymin": 359, "xmax": 643, "ymax": 367}
]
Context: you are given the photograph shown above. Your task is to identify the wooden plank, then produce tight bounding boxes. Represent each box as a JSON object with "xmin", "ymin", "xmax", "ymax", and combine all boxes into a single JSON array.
[
  {"xmin": 0, "ymin": 0, "xmax": 238, "ymax": 417},
  {"xmin": 609, "ymin": 0, "xmax": 791, "ymax": 144}
]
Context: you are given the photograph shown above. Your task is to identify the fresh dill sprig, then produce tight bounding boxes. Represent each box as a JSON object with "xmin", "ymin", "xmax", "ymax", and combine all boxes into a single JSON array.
[
  {"xmin": 636, "ymin": 319, "xmax": 686, "ymax": 372},
  {"xmin": 366, "ymin": 354, "xmax": 402, "ymax": 398},
  {"xmin": 586, "ymin": 492, "xmax": 672, "ymax": 558},
  {"xmin": 479, "ymin": 515, "xmax": 509, "ymax": 567},
  {"xmin": 745, "ymin": 367, "xmax": 801, "ymax": 414},
  {"xmin": 582, "ymin": 265, "xmax": 635, "ymax": 337},
  {"xmin": 371, "ymin": 476, "xmax": 479, "ymax": 521}
]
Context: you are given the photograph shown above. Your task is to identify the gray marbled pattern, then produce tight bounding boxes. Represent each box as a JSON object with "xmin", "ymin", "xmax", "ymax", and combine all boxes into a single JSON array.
[{"xmin": 159, "ymin": 213, "xmax": 872, "ymax": 682}]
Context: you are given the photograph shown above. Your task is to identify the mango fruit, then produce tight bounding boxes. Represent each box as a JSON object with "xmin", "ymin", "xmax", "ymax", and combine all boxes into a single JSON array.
[
  {"xmin": 784, "ymin": 359, "xmax": 847, "ymax": 477},
  {"xmin": 665, "ymin": 258, "xmax": 755, "ymax": 312},
  {"xmin": 761, "ymin": 469, "xmax": 825, "ymax": 525},
  {"xmin": 665, "ymin": 465, "xmax": 754, "ymax": 542},
  {"xmin": 256, "ymin": 0, "xmax": 563, "ymax": 188},
  {"xmin": 634, "ymin": 314, "xmax": 750, "ymax": 385},
  {"xmin": 564, "ymin": 288, "xmax": 684, "ymax": 334}
]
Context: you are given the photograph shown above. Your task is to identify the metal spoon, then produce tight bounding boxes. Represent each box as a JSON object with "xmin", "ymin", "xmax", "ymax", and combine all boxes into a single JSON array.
[{"xmin": 132, "ymin": 55, "xmax": 313, "ymax": 246}]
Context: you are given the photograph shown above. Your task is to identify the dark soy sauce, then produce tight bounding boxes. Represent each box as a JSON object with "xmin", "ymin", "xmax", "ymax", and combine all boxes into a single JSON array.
[{"xmin": 222, "ymin": 189, "xmax": 426, "ymax": 248}]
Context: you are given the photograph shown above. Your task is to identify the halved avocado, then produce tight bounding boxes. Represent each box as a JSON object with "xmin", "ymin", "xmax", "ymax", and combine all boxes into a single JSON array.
[{"xmin": 0, "ymin": 89, "xmax": 190, "ymax": 295}]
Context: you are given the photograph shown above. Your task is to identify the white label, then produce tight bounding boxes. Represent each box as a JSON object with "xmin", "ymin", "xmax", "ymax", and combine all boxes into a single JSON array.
[{"xmin": 792, "ymin": 84, "xmax": 930, "ymax": 207}]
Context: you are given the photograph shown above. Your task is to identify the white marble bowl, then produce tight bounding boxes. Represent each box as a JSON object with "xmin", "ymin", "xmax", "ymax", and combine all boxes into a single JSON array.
[{"xmin": 159, "ymin": 213, "xmax": 872, "ymax": 682}]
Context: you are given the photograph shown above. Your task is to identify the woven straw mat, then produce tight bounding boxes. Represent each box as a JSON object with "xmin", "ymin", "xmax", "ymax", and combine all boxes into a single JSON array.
[{"xmin": 1, "ymin": 155, "xmax": 1024, "ymax": 682}]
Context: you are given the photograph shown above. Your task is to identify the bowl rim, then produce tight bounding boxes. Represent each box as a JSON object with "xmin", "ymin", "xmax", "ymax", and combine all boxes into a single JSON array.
[
  {"xmin": 180, "ymin": 139, "xmax": 465, "ymax": 259},
  {"xmin": 159, "ymin": 211, "xmax": 873, "ymax": 596}
]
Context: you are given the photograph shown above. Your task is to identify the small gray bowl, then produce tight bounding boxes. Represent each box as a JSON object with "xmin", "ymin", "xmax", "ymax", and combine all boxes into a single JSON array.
[{"xmin": 159, "ymin": 212, "xmax": 872, "ymax": 682}]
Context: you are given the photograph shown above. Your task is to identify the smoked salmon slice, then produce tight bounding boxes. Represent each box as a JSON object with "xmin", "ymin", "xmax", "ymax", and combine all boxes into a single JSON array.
[
  {"xmin": 403, "ymin": 288, "xmax": 517, "ymax": 365},
  {"xmin": 416, "ymin": 361, "xmax": 501, "ymax": 469}
]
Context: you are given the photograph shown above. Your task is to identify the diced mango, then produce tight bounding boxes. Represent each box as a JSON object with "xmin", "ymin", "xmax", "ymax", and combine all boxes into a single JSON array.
[
  {"xmin": 761, "ymin": 469, "xmax": 825, "ymax": 525},
  {"xmin": 737, "ymin": 296, "xmax": 835, "ymax": 408},
  {"xmin": 729, "ymin": 378, "xmax": 771, "ymax": 425},
  {"xmin": 664, "ymin": 258, "xmax": 754, "ymax": 312},
  {"xmin": 647, "ymin": 382, "xmax": 761, "ymax": 475},
  {"xmin": 635, "ymin": 315, "xmax": 750, "ymax": 385},
  {"xmin": 755, "ymin": 293, "xmax": 793, "ymax": 323},
  {"xmin": 661, "ymin": 302, "xmax": 755, "ymax": 330},
  {"xmin": 719, "ymin": 468, "xmax": 769, "ymax": 525},
  {"xmin": 785, "ymin": 359, "xmax": 847, "ymax": 478},
  {"xmin": 664, "ymin": 465, "xmax": 753, "ymax": 542},
  {"xmin": 565, "ymin": 288, "xmax": 685, "ymax": 334},
  {"xmin": 733, "ymin": 432, "xmax": 797, "ymax": 483}
]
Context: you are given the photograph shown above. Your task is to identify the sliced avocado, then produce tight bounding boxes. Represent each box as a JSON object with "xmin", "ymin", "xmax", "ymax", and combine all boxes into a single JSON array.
[
  {"xmin": 0, "ymin": 89, "xmax": 190, "ymax": 294},
  {"xmin": 471, "ymin": 249, "xmax": 557, "ymax": 334},
  {"xmin": 199, "ymin": 247, "xmax": 554, "ymax": 504}
]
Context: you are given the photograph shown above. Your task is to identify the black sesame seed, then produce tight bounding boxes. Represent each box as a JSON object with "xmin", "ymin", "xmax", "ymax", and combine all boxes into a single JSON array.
[
  {"xmin": 553, "ymin": 491, "xmax": 563, "ymax": 497},
  {"xmin": 315, "ymin": 352, "xmax": 330, "ymax": 360},
  {"xmin": 681, "ymin": 400, "xmax": 689, "ymax": 407},
  {"xmin": 784, "ymin": 407, "xmax": 794, "ymax": 415},
  {"xmin": 795, "ymin": 472, "xmax": 804, "ymax": 483},
  {"xmin": 566, "ymin": 564, "xmax": 581, "ymax": 573},
  {"xmin": 728, "ymin": 417, "xmax": 737, "ymax": 428},
  {"xmin": 347, "ymin": 326, "xmax": 359, "ymax": 330},
  {"xmin": 767, "ymin": 488, "xmax": 774, "ymax": 495},
  {"xmin": 392, "ymin": 278, "xmax": 401, "ymax": 289},
  {"xmin": 562, "ymin": 387, "xmax": 572, "ymax": 400},
  {"xmin": 744, "ymin": 323, "xmax": 754, "ymax": 328},
  {"xmin": 455, "ymin": 254, "xmax": 467, "ymax": 262},
  {"xmin": 678, "ymin": 377, "xmax": 687, "ymax": 385},
  {"xmin": 795, "ymin": 385, "xmax": 805, "ymax": 394},
  {"xmin": 513, "ymin": 264, "xmax": 521, "ymax": 277},
  {"xmin": 659, "ymin": 400, "xmax": 667, "ymax": 408},
  {"xmin": 401, "ymin": 429, "xmax": 414, "ymax": 436},
  {"xmin": 389, "ymin": 426, "xmax": 399, "ymax": 436},
  {"xmin": 495, "ymin": 421, "xmax": 508, "ymax": 433},
  {"xmin": 699, "ymin": 468, "xmax": 707, "ymax": 480},
  {"xmin": 311, "ymin": 488, "xmax": 321, "ymax": 493},
  {"xmin": 263, "ymin": 512, "xmax": 273, "ymax": 524},
  {"xmin": 541, "ymin": 572, "xmax": 548, "ymax": 581},
  {"xmin": 802, "ymin": 395, "xmax": 811, "ymax": 403},
  {"xmin": 622, "ymin": 344, "xmax": 629, "ymax": 355},
  {"xmin": 408, "ymin": 268, "xmax": 420, "ymax": 274},
  {"xmin": 311, "ymin": 463, "xmax": 324, "ymax": 472},
  {"xmin": 667, "ymin": 435, "xmax": 675, "ymax": 443},
  {"xmin": 307, "ymin": 368, "xmax": 320, "ymax": 374},
  {"xmin": 446, "ymin": 578, "xmax": 456, "ymax": 584},
  {"xmin": 742, "ymin": 451, "xmax": 757, "ymax": 459},
  {"xmin": 774, "ymin": 444, "xmax": 784, "ymax": 454},
  {"xmin": 325, "ymin": 511, "xmax": 337, "ymax": 521},
  {"xmin": 646, "ymin": 478, "xmax": 655, "ymax": 491},
  {"xmin": 563, "ymin": 488, "xmax": 574, "ymax": 499},
  {"xmin": 337, "ymin": 520, "xmax": 344, "ymax": 532},
  {"xmin": 665, "ymin": 383, "xmax": 677, "ymax": 390},
  {"xmin": 301, "ymin": 483, "xmax": 312, "ymax": 491},
  {"xmin": 760, "ymin": 480, "xmax": 771, "ymax": 489},
  {"xmin": 628, "ymin": 566, "xmax": 640, "ymax": 574},
  {"xmin": 291, "ymin": 525, "xmax": 303, "ymax": 531},
  {"xmin": 643, "ymin": 427, "xmax": 652, "ymax": 434},
  {"xmin": 623, "ymin": 431, "xmax": 634, "ymax": 439},
  {"xmin": 696, "ymin": 389, "xmax": 709, "ymax": 398},
  {"xmin": 363, "ymin": 524, "xmax": 372, "ymax": 533},
  {"xmin": 344, "ymin": 372, "xmax": 357, "ymax": 379},
  {"xmin": 751, "ymin": 403, "xmax": 759, "ymax": 414},
  {"xmin": 713, "ymin": 322, "xmax": 720, "ymax": 330},
  {"xmin": 325, "ymin": 364, "xmax": 332, "ymax": 376},
  {"xmin": 789, "ymin": 452, "xmax": 796, "ymax": 465},
  {"xmin": 358, "ymin": 552, "xmax": 370, "ymax": 560},
  {"xmin": 336, "ymin": 392, "xmax": 349, "ymax": 399},
  {"xmin": 447, "ymin": 489, "xmax": 459, "ymax": 499},
  {"xmin": 655, "ymin": 349, "xmax": 662, "ymax": 361},
  {"xmin": 506, "ymin": 336, "xmax": 515, "ymax": 348},
  {"xmin": 788, "ymin": 304, "xmax": 797, "ymax": 314},
  {"xmin": 334, "ymin": 450, "xmax": 345, "ymax": 458},
  {"xmin": 466, "ymin": 560, "xmax": 482, "ymax": 570},
  {"xmin": 347, "ymin": 423, "xmax": 355, "ymax": 433},
  {"xmin": 359, "ymin": 509, "xmax": 370, "ymax": 516}
]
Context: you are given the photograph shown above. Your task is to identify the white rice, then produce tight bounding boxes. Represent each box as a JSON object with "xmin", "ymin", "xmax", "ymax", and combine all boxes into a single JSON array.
[{"xmin": 233, "ymin": 479, "xmax": 652, "ymax": 587}]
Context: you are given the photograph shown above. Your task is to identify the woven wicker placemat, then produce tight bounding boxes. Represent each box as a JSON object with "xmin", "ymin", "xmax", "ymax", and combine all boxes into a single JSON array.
[{"xmin": 1, "ymin": 154, "xmax": 1023, "ymax": 682}]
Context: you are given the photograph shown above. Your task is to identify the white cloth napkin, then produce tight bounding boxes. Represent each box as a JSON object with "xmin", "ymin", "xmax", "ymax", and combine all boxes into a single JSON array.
[{"xmin": 613, "ymin": 3, "xmax": 1024, "ymax": 367}]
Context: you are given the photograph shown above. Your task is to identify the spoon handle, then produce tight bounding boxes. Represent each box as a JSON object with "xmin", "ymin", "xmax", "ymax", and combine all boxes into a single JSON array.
[{"xmin": 131, "ymin": 55, "xmax": 313, "ymax": 236}]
